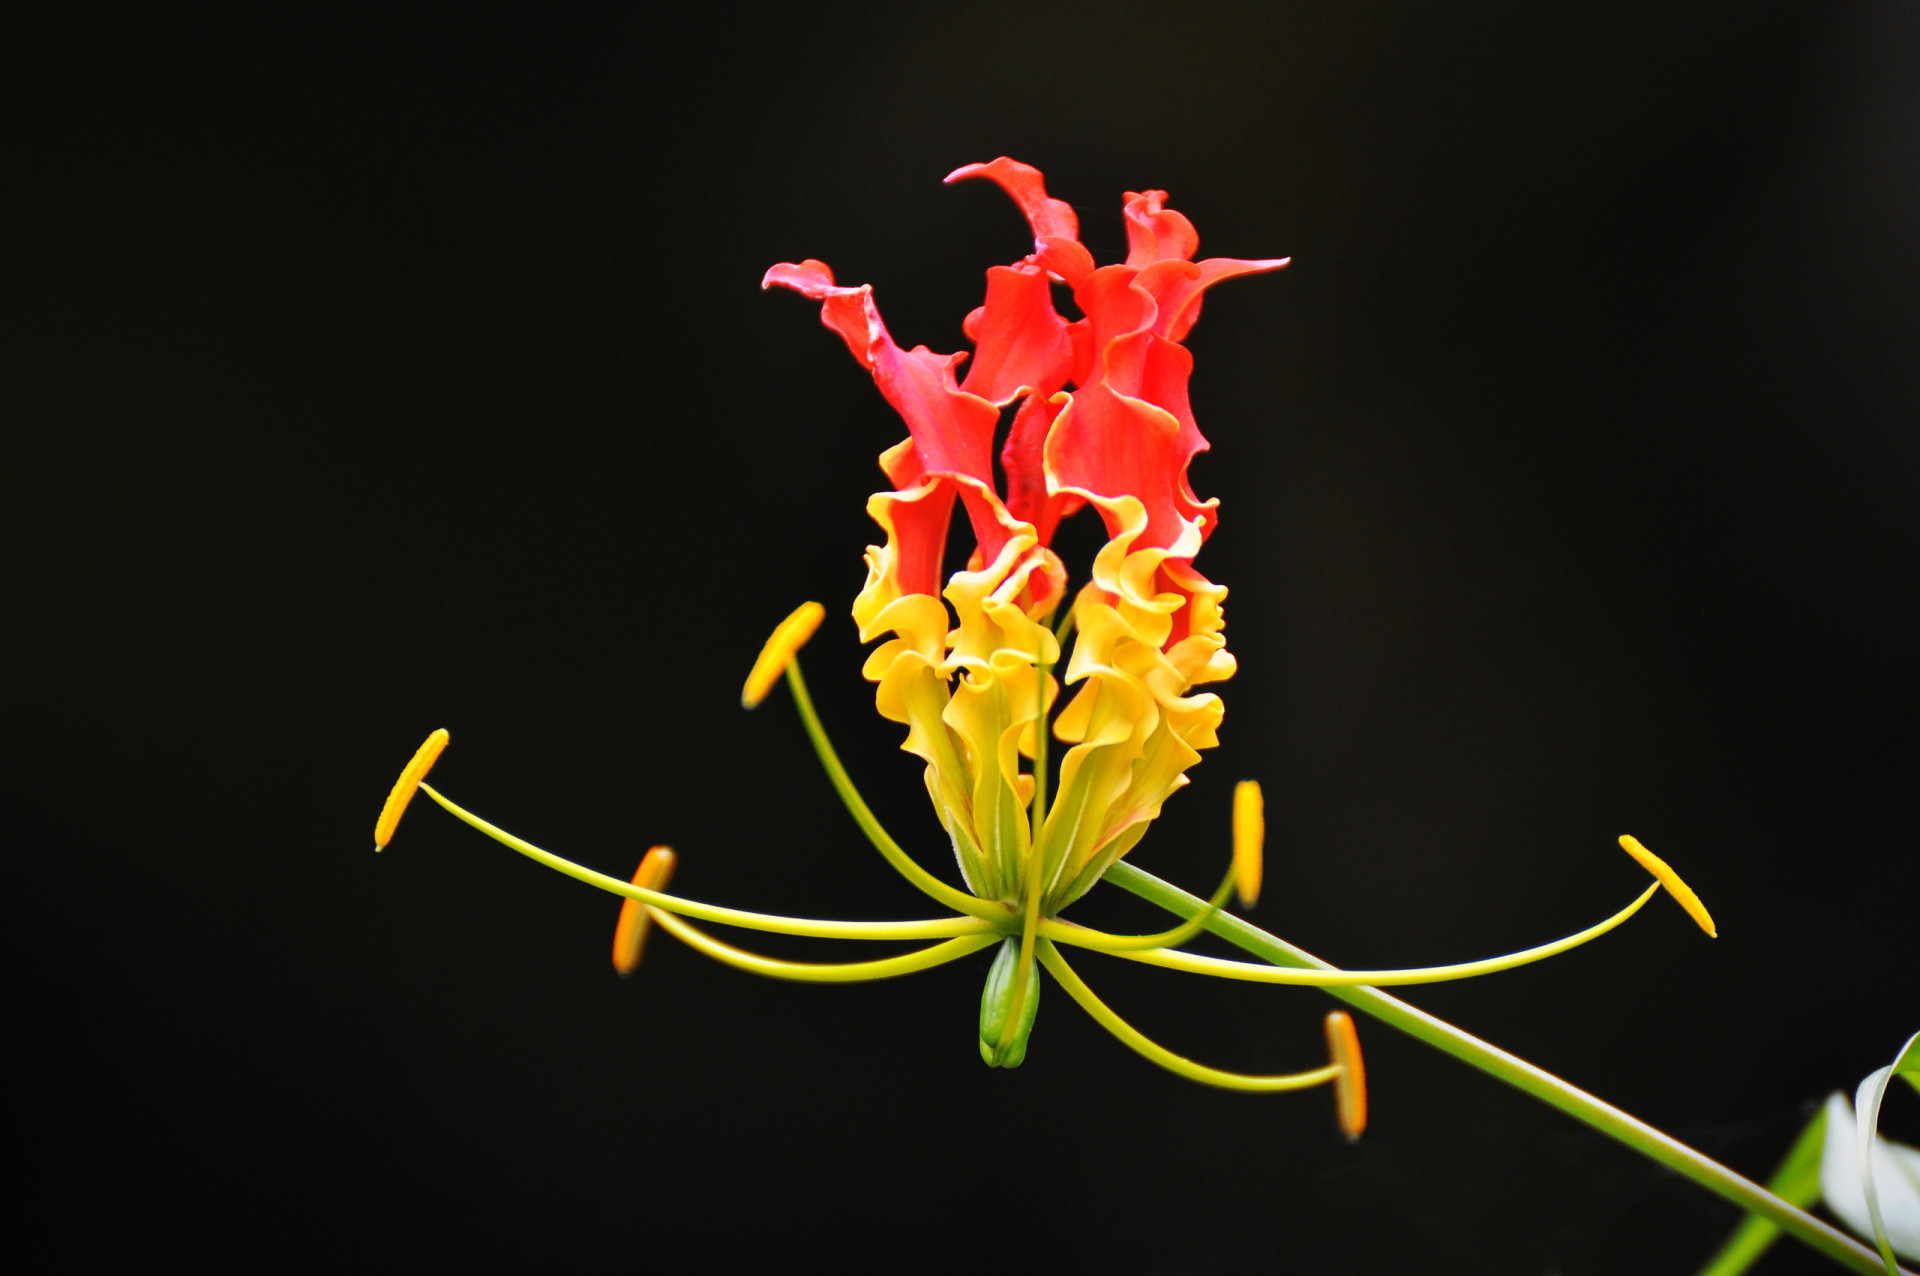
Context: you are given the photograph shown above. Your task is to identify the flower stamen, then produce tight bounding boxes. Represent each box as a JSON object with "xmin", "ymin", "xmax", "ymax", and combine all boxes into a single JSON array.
[
  {"xmin": 778, "ymin": 654, "xmax": 1004, "ymax": 921},
  {"xmin": 648, "ymin": 909, "xmax": 997, "ymax": 983},
  {"xmin": 1038, "ymin": 863, "xmax": 1238, "ymax": 955},
  {"xmin": 1617, "ymin": 834, "xmax": 1717, "ymax": 937},
  {"xmin": 612, "ymin": 846, "xmax": 676, "ymax": 976},
  {"xmin": 742, "ymin": 601, "xmax": 826, "ymax": 709},
  {"xmin": 374, "ymin": 727, "xmax": 448, "ymax": 850},
  {"xmin": 1037, "ymin": 939, "xmax": 1340, "ymax": 1093},
  {"xmin": 416, "ymin": 781, "xmax": 993, "ymax": 941},
  {"xmin": 1054, "ymin": 880, "xmax": 1665, "ymax": 985},
  {"xmin": 1324, "ymin": 1010, "xmax": 1368, "ymax": 1140},
  {"xmin": 1232, "ymin": 779, "xmax": 1264, "ymax": 909}
]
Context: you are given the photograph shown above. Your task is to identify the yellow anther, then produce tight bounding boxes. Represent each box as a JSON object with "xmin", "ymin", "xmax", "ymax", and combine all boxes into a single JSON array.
[
  {"xmin": 612, "ymin": 846, "xmax": 677, "ymax": 976},
  {"xmin": 742, "ymin": 601, "xmax": 827, "ymax": 708},
  {"xmin": 1324, "ymin": 1010, "xmax": 1368, "ymax": 1140},
  {"xmin": 1617, "ymin": 834, "xmax": 1717, "ymax": 938},
  {"xmin": 373, "ymin": 728, "xmax": 449, "ymax": 850},
  {"xmin": 1232, "ymin": 780, "xmax": 1264, "ymax": 908}
]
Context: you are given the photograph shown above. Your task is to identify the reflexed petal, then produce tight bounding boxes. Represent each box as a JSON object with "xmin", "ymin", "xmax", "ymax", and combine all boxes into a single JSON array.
[
  {"xmin": 1000, "ymin": 391, "xmax": 1082, "ymax": 546},
  {"xmin": 1123, "ymin": 189, "xmax": 1200, "ymax": 266},
  {"xmin": 760, "ymin": 260, "xmax": 881, "ymax": 369},
  {"xmin": 959, "ymin": 264, "xmax": 1075, "ymax": 407},
  {"xmin": 856, "ymin": 473, "xmax": 956, "ymax": 623},
  {"xmin": 766, "ymin": 257, "xmax": 1015, "ymax": 565},
  {"xmin": 1048, "ymin": 374, "xmax": 1213, "ymax": 554},
  {"xmin": 946, "ymin": 157, "xmax": 1080, "ymax": 246},
  {"xmin": 947, "ymin": 157, "xmax": 1094, "ymax": 287},
  {"xmin": 1070, "ymin": 265, "xmax": 1160, "ymax": 384},
  {"xmin": 1151, "ymin": 254, "xmax": 1291, "ymax": 344}
]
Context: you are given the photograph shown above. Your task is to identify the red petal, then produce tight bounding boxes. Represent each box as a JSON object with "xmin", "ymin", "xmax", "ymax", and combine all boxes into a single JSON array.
[
  {"xmin": 1051, "ymin": 256, "xmax": 1220, "ymax": 553},
  {"xmin": 1046, "ymin": 372, "xmax": 1213, "ymax": 554},
  {"xmin": 771, "ymin": 164, "xmax": 1284, "ymax": 632},
  {"xmin": 1069, "ymin": 265, "xmax": 1159, "ymax": 388},
  {"xmin": 872, "ymin": 468, "xmax": 959, "ymax": 600},
  {"xmin": 1033, "ymin": 236, "xmax": 1095, "ymax": 289},
  {"xmin": 946, "ymin": 157, "xmax": 1079, "ymax": 244},
  {"xmin": 1144, "ymin": 255, "xmax": 1290, "ymax": 343},
  {"xmin": 1123, "ymin": 189, "xmax": 1200, "ymax": 266},
  {"xmin": 958, "ymin": 264, "xmax": 1074, "ymax": 407},
  {"xmin": 761, "ymin": 260, "xmax": 882, "ymax": 371},
  {"xmin": 766, "ymin": 257, "xmax": 1008, "ymax": 557},
  {"xmin": 1000, "ymin": 391, "xmax": 1082, "ymax": 545}
]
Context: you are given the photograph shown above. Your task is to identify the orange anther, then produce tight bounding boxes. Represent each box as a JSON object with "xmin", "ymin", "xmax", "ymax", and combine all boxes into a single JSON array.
[
  {"xmin": 1325, "ymin": 1010, "xmax": 1368, "ymax": 1140},
  {"xmin": 373, "ymin": 729, "xmax": 449, "ymax": 850},
  {"xmin": 1231, "ymin": 780, "xmax": 1264, "ymax": 908},
  {"xmin": 1618, "ymin": 835, "xmax": 1717, "ymax": 938},
  {"xmin": 612, "ymin": 846, "xmax": 678, "ymax": 976},
  {"xmin": 742, "ymin": 602, "xmax": 827, "ymax": 708}
]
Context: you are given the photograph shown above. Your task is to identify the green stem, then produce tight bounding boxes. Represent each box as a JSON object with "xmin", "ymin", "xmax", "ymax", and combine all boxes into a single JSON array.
[
  {"xmin": 782, "ymin": 659, "xmax": 1003, "ymax": 922},
  {"xmin": 1102, "ymin": 860, "xmax": 1896, "ymax": 1276}
]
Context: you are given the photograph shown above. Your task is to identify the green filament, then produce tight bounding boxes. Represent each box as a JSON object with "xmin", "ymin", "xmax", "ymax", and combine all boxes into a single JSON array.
[
  {"xmin": 1039, "ymin": 939, "xmax": 1338, "ymax": 1092},
  {"xmin": 781, "ymin": 657, "xmax": 1003, "ymax": 921},
  {"xmin": 418, "ymin": 783, "xmax": 993, "ymax": 942}
]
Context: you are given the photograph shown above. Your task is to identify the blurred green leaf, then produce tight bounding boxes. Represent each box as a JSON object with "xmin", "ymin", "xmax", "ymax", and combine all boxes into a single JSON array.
[
  {"xmin": 1696, "ymin": 1104, "xmax": 1829, "ymax": 1276},
  {"xmin": 1895, "ymin": 1034, "xmax": 1920, "ymax": 1099}
]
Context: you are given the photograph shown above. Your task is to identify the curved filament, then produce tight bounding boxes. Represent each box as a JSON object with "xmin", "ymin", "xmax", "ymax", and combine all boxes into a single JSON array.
[
  {"xmin": 649, "ymin": 909, "xmax": 997, "ymax": 983},
  {"xmin": 612, "ymin": 846, "xmax": 676, "ymax": 975},
  {"xmin": 1053, "ymin": 882, "xmax": 1663, "ymax": 985},
  {"xmin": 1042, "ymin": 864, "xmax": 1237, "ymax": 954},
  {"xmin": 781, "ymin": 658, "xmax": 1004, "ymax": 921},
  {"xmin": 418, "ymin": 783, "xmax": 994, "ymax": 942},
  {"xmin": 1037, "ymin": 939, "xmax": 1340, "ymax": 1093}
]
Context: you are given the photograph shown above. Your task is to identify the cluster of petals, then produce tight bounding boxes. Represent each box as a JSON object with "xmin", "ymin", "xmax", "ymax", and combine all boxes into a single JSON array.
[{"xmin": 764, "ymin": 158, "xmax": 1286, "ymax": 911}]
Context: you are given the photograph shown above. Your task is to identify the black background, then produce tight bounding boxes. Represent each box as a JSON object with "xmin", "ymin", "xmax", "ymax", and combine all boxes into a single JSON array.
[{"xmin": 6, "ymin": 3, "xmax": 1917, "ymax": 1272}]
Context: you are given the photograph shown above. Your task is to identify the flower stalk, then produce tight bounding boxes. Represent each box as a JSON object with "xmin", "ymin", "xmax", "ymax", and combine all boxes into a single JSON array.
[{"xmin": 1101, "ymin": 860, "xmax": 1897, "ymax": 1276}]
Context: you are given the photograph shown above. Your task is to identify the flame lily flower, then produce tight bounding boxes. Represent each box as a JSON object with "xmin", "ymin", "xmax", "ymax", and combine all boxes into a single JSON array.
[{"xmin": 377, "ymin": 160, "xmax": 1716, "ymax": 1122}]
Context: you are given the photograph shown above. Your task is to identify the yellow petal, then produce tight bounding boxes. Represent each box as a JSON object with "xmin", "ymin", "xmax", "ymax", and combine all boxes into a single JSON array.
[
  {"xmin": 1618, "ymin": 834, "xmax": 1717, "ymax": 937},
  {"xmin": 373, "ymin": 728, "xmax": 449, "ymax": 850},
  {"xmin": 742, "ymin": 602, "xmax": 826, "ymax": 708}
]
